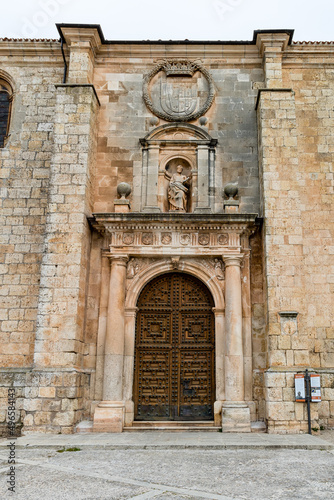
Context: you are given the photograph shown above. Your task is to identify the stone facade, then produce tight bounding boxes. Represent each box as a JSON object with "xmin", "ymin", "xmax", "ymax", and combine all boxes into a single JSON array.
[{"xmin": 0, "ymin": 26, "xmax": 333, "ymax": 435}]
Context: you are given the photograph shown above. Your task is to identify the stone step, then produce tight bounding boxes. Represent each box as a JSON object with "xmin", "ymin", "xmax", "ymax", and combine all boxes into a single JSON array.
[
  {"xmin": 124, "ymin": 426, "xmax": 220, "ymax": 432},
  {"xmin": 251, "ymin": 421, "xmax": 267, "ymax": 433},
  {"xmin": 125, "ymin": 421, "xmax": 219, "ymax": 432},
  {"xmin": 75, "ymin": 420, "xmax": 93, "ymax": 433},
  {"xmin": 131, "ymin": 420, "xmax": 215, "ymax": 428}
]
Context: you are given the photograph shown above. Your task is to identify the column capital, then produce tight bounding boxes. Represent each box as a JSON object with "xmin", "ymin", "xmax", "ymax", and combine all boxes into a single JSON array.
[
  {"xmin": 212, "ymin": 307, "xmax": 225, "ymax": 316},
  {"xmin": 222, "ymin": 254, "xmax": 243, "ymax": 268},
  {"xmin": 109, "ymin": 255, "xmax": 129, "ymax": 267}
]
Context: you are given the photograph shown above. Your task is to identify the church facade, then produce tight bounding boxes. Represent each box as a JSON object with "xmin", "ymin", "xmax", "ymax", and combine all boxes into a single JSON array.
[{"xmin": 0, "ymin": 25, "xmax": 333, "ymax": 434}]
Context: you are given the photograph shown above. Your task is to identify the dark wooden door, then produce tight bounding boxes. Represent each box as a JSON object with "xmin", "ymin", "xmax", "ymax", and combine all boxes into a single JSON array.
[{"xmin": 134, "ymin": 273, "xmax": 215, "ymax": 421}]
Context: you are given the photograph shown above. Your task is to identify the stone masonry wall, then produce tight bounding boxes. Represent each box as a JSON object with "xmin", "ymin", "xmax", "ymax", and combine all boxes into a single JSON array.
[
  {"xmin": 0, "ymin": 61, "xmax": 63, "ymax": 369},
  {"xmin": 0, "ymin": 369, "xmax": 90, "ymax": 436},
  {"xmin": 0, "ymin": 41, "xmax": 99, "ymax": 434},
  {"xmin": 257, "ymin": 60, "xmax": 334, "ymax": 432},
  {"xmin": 93, "ymin": 61, "xmax": 263, "ymax": 215}
]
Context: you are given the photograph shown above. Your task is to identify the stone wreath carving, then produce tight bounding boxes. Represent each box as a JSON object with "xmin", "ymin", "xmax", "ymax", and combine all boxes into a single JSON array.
[{"xmin": 143, "ymin": 60, "xmax": 215, "ymax": 122}]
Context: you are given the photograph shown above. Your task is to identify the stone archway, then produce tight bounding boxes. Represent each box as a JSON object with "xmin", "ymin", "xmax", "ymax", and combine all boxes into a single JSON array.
[{"xmin": 133, "ymin": 272, "xmax": 215, "ymax": 421}]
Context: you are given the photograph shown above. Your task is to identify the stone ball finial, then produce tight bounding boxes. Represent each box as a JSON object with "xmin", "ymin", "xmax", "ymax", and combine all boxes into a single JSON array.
[
  {"xmin": 224, "ymin": 182, "xmax": 238, "ymax": 200},
  {"xmin": 199, "ymin": 116, "xmax": 208, "ymax": 126},
  {"xmin": 150, "ymin": 117, "xmax": 159, "ymax": 127},
  {"xmin": 117, "ymin": 182, "xmax": 132, "ymax": 199}
]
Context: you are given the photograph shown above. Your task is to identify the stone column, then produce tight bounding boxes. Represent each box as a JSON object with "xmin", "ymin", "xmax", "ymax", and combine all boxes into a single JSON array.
[
  {"xmin": 143, "ymin": 145, "xmax": 160, "ymax": 212},
  {"xmin": 222, "ymin": 254, "xmax": 250, "ymax": 432},
  {"xmin": 123, "ymin": 307, "xmax": 138, "ymax": 426},
  {"xmin": 93, "ymin": 256, "xmax": 128, "ymax": 432},
  {"xmin": 213, "ymin": 308, "xmax": 225, "ymax": 427},
  {"xmin": 194, "ymin": 145, "xmax": 211, "ymax": 213},
  {"xmin": 94, "ymin": 256, "xmax": 110, "ymax": 401}
]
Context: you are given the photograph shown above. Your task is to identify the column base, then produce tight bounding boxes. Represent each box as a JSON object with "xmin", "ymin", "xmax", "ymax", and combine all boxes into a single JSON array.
[
  {"xmin": 93, "ymin": 401, "xmax": 125, "ymax": 433},
  {"xmin": 214, "ymin": 400, "xmax": 223, "ymax": 427},
  {"xmin": 222, "ymin": 402, "xmax": 251, "ymax": 433}
]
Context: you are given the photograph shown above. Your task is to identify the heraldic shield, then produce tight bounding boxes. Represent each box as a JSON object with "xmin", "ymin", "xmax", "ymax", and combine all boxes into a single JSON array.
[{"xmin": 160, "ymin": 75, "xmax": 198, "ymax": 116}]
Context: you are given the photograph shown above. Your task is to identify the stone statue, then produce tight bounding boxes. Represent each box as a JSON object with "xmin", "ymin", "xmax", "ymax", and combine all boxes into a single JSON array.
[{"xmin": 167, "ymin": 165, "xmax": 190, "ymax": 212}]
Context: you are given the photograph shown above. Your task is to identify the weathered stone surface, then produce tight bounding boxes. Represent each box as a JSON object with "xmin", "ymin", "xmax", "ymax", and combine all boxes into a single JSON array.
[{"xmin": 0, "ymin": 27, "xmax": 333, "ymax": 436}]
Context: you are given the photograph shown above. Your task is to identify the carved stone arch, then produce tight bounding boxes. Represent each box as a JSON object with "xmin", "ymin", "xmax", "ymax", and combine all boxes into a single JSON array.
[
  {"xmin": 0, "ymin": 69, "xmax": 16, "ymax": 93},
  {"xmin": 143, "ymin": 122, "xmax": 214, "ymax": 144},
  {"xmin": 125, "ymin": 259, "xmax": 225, "ymax": 311}
]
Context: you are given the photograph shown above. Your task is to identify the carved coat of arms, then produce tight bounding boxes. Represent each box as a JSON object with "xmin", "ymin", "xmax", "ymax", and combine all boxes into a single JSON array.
[{"xmin": 143, "ymin": 60, "xmax": 215, "ymax": 122}]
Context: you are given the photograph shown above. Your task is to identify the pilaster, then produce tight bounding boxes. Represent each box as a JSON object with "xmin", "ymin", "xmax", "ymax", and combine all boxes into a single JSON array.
[
  {"xmin": 256, "ymin": 32, "xmax": 291, "ymax": 88},
  {"xmin": 93, "ymin": 256, "xmax": 128, "ymax": 432},
  {"xmin": 34, "ymin": 84, "xmax": 99, "ymax": 370},
  {"xmin": 57, "ymin": 25, "xmax": 103, "ymax": 84}
]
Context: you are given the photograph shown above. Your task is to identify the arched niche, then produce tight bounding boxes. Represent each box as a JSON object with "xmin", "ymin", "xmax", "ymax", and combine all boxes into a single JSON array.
[
  {"xmin": 163, "ymin": 156, "xmax": 193, "ymax": 213},
  {"xmin": 138, "ymin": 123, "xmax": 217, "ymax": 214}
]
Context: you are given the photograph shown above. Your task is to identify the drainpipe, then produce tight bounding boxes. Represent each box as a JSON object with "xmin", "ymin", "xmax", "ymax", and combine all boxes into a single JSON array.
[{"xmin": 60, "ymin": 38, "xmax": 67, "ymax": 84}]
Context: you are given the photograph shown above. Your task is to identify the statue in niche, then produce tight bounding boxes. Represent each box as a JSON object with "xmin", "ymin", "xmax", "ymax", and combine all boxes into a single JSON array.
[{"xmin": 167, "ymin": 165, "xmax": 190, "ymax": 212}]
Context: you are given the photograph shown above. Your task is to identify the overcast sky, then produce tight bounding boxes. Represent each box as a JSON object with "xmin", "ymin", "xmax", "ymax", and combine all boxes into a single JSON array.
[{"xmin": 0, "ymin": 0, "xmax": 332, "ymax": 42}]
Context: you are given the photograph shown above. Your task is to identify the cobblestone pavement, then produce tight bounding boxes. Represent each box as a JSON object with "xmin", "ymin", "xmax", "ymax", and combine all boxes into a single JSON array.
[{"xmin": 1, "ymin": 433, "xmax": 334, "ymax": 499}]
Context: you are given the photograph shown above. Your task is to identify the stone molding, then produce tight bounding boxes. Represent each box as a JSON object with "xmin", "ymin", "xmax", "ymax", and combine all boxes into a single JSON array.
[
  {"xmin": 57, "ymin": 25, "xmax": 103, "ymax": 51},
  {"xmin": 223, "ymin": 255, "xmax": 243, "ymax": 268},
  {"xmin": 256, "ymin": 32, "xmax": 291, "ymax": 57},
  {"xmin": 90, "ymin": 214, "xmax": 259, "ymax": 257}
]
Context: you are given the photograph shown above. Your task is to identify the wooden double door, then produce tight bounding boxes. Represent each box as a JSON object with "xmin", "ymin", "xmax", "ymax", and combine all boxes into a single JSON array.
[{"xmin": 134, "ymin": 273, "xmax": 215, "ymax": 421}]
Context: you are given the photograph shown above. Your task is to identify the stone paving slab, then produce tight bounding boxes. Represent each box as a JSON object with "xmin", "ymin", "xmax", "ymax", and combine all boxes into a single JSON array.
[
  {"xmin": 0, "ymin": 432, "xmax": 332, "ymax": 450},
  {"xmin": 1, "ymin": 447, "xmax": 334, "ymax": 499}
]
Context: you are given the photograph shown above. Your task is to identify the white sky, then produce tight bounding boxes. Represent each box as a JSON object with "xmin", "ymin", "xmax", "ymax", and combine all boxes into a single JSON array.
[{"xmin": 0, "ymin": 0, "xmax": 333, "ymax": 42}]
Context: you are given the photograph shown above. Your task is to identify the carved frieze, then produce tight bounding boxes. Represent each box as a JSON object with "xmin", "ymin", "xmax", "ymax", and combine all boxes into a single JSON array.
[
  {"xmin": 180, "ymin": 234, "xmax": 191, "ymax": 246},
  {"xmin": 218, "ymin": 234, "xmax": 228, "ymax": 245},
  {"xmin": 161, "ymin": 233, "xmax": 172, "ymax": 245},
  {"xmin": 142, "ymin": 233, "xmax": 153, "ymax": 245},
  {"xmin": 143, "ymin": 60, "xmax": 215, "ymax": 122},
  {"xmin": 91, "ymin": 213, "xmax": 259, "ymax": 257},
  {"xmin": 123, "ymin": 233, "xmax": 135, "ymax": 245},
  {"xmin": 198, "ymin": 234, "xmax": 210, "ymax": 246}
]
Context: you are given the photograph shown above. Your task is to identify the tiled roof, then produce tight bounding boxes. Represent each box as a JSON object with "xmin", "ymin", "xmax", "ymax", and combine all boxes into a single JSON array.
[
  {"xmin": 0, "ymin": 38, "xmax": 59, "ymax": 42},
  {"xmin": 292, "ymin": 41, "xmax": 334, "ymax": 44}
]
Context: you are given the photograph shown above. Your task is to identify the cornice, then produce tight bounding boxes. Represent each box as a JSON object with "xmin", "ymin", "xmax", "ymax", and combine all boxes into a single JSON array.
[
  {"xmin": 0, "ymin": 39, "xmax": 65, "ymax": 66},
  {"xmin": 90, "ymin": 212, "xmax": 259, "ymax": 225}
]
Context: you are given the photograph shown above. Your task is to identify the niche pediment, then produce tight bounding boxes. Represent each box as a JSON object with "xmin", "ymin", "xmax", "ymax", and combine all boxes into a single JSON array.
[{"xmin": 140, "ymin": 123, "xmax": 217, "ymax": 147}]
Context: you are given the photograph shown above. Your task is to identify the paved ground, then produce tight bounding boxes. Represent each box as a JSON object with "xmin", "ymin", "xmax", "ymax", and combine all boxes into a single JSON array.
[{"xmin": 1, "ymin": 432, "xmax": 333, "ymax": 499}]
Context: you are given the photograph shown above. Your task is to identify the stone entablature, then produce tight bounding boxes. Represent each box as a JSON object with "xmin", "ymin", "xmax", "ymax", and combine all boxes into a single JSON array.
[{"xmin": 90, "ymin": 213, "xmax": 259, "ymax": 256}]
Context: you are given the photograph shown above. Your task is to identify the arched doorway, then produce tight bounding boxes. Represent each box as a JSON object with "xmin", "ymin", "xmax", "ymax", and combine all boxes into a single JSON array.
[{"xmin": 133, "ymin": 272, "xmax": 215, "ymax": 421}]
